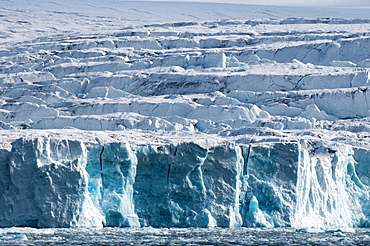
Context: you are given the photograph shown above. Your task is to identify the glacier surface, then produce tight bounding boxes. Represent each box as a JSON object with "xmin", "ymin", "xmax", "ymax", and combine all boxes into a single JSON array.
[{"xmin": 1, "ymin": 0, "xmax": 370, "ymax": 229}]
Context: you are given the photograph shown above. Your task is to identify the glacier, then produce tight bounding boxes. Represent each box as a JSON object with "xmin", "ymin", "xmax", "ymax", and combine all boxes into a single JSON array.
[{"xmin": 1, "ymin": 0, "xmax": 370, "ymax": 229}]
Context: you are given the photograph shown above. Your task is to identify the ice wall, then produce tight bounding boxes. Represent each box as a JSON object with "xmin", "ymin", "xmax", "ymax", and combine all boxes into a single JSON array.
[
  {"xmin": 87, "ymin": 143, "xmax": 140, "ymax": 227},
  {"xmin": 242, "ymin": 143, "xmax": 300, "ymax": 227},
  {"xmin": 0, "ymin": 137, "xmax": 370, "ymax": 229},
  {"xmin": 133, "ymin": 143, "xmax": 243, "ymax": 228},
  {"xmin": 243, "ymin": 141, "xmax": 370, "ymax": 229},
  {"xmin": 0, "ymin": 138, "xmax": 101, "ymax": 228}
]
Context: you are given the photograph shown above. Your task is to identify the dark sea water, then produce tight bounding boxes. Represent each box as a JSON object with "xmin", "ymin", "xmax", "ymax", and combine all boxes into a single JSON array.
[{"xmin": 1, "ymin": 227, "xmax": 370, "ymax": 245}]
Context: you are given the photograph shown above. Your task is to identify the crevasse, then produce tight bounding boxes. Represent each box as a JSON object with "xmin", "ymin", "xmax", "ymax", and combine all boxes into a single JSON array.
[{"xmin": 0, "ymin": 137, "xmax": 369, "ymax": 228}]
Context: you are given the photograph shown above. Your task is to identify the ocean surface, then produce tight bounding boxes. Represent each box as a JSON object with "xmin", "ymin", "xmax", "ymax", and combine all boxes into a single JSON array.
[{"xmin": 1, "ymin": 227, "xmax": 370, "ymax": 245}]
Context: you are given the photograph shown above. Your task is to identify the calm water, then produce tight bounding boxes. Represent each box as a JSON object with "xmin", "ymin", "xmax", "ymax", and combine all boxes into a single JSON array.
[{"xmin": 1, "ymin": 227, "xmax": 370, "ymax": 245}]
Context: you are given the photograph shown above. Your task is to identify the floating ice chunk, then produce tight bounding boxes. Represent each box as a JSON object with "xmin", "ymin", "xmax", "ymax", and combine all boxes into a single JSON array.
[
  {"xmin": 10, "ymin": 234, "xmax": 28, "ymax": 241},
  {"xmin": 333, "ymin": 231, "xmax": 347, "ymax": 237},
  {"xmin": 325, "ymin": 227, "xmax": 356, "ymax": 233},
  {"xmin": 296, "ymin": 227, "xmax": 325, "ymax": 233}
]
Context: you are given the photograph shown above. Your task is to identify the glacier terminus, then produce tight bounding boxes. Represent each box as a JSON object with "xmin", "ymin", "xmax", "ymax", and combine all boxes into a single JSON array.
[
  {"xmin": 1, "ymin": 0, "xmax": 370, "ymax": 230},
  {"xmin": 1, "ymin": 133, "xmax": 370, "ymax": 229}
]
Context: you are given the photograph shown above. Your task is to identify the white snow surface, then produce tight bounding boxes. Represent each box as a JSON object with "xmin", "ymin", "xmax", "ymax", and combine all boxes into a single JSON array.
[{"xmin": 2, "ymin": 0, "xmax": 370, "ymax": 229}]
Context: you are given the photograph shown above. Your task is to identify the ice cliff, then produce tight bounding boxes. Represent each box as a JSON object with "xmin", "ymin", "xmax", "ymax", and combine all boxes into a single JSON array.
[
  {"xmin": 1, "ymin": 135, "xmax": 370, "ymax": 229},
  {"xmin": 1, "ymin": 0, "xmax": 370, "ymax": 229}
]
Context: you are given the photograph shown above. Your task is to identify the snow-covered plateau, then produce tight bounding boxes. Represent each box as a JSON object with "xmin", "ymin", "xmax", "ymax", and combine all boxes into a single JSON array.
[{"xmin": 1, "ymin": 0, "xmax": 370, "ymax": 230}]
